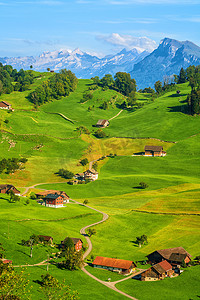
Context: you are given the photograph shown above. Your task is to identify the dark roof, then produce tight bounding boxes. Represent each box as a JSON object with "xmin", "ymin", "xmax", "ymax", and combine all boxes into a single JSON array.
[
  {"xmin": 96, "ymin": 119, "xmax": 109, "ymax": 126},
  {"xmin": 63, "ymin": 237, "xmax": 83, "ymax": 245},
  {"xmin": 92, "ymin": 256, "xmax": 135, "ymax": 270},
  {"xmin": 38, "ymin": 235, "xmax": 53, "ymax": 241},
  {"xmin": 147, "ymin": 247, "xmax": 191, "ymax": 260},
  {"xmin": 44, "ymin": 193, "xmax": 61, "ymax": 200},
  {"xmin": 169, "ymin": 253, "xmax": 187, "ymax": 263},
  {"xmin": 145, "ymin": 145, "xmax": 163, "ymax": 152},
  {"xmin": 84, "ymin": 169, "xmax": 98, "ymax": 175}
]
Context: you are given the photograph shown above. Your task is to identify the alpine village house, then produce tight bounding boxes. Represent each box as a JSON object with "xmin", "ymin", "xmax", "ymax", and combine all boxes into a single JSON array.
[
  {"xmin": 0, "ymin": 101, "xmax": 12, "ymax": 110},
  {"xmin": 61, "ymin": 237, "xmax": 83, "ymax": 251},
  {"xmin": 0, "ymin": 184, "xmax": 20, "ymax": 195},
  {"xmin": 144, "ymin": 145, "xmax": 166, "ymax": 157},
  {"xmin": 92, "ymin": 256, "xmax": 137, "ymax": 275}
]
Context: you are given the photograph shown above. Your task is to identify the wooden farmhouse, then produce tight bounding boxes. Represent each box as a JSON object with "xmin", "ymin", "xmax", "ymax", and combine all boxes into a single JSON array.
[
  {"xmin": 96, "ymin": 119, "xmax": 109, "ymax": 128},
  {"xmin": 36, "ymin": 190, "xmax": 69, "ymax": 203},
  {"xmin": 0, "ymin": 184, "xmax": 20, "ymax": 195},
  {"xmin": 1, "ymin": 258, "xmax": 12, "ymax": 265},
  {"xmin": 147, "ymin": 247, "xmax": 191, "ymax": 267},
  {"xmin": 144, "ymin": 145, "xmax": 166, "ymax": 157},
  {"xmin": 0, "ymin": 101, "xmax": 12, "ymax": 110},
  {"xmin": 44, "ymin": 193, "xmax": 64, "ymax": 208},
  {"xmin": 38, "ymin": 235, "xmax": 53, "ymax": 244},
  {"xmin": 92, "ymin": 256, "xmax": 136, "ymax": 274},
  {"xmin": 84, "ymin": 169, "xmax": 98, "ymax": 181},
  {"xmin": 61, "ymin": 237, "xmax": 83, "ymax": 251},
  {"xmin": 141, "ymin": 260, "xmax": 174, "ymax": 281}
]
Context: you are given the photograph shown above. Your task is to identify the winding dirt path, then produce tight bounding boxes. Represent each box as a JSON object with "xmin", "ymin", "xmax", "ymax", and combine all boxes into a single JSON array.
[{"xmin": 108, "ymin": 109, "xmax": 123, "ymax": 121}]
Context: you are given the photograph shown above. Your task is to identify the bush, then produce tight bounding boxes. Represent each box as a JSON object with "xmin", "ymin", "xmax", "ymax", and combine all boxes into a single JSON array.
[
  {"xmin": 80, "ymin": 158, "xmax": 89, "ymax": 166},
  {"xmin": 57, "ymin": 168, "xmax": 74, "ymax": 179},
  {"xmin": 4, "ymin": 119, "xmax": 9, "ymax": 124},
  {"xmin": 139, "ymin": 182, "xmax": 148, "ymax": 189},
  {"xmin": 94, "ymin": 129, "xmax": 107, "ymax": 138}
]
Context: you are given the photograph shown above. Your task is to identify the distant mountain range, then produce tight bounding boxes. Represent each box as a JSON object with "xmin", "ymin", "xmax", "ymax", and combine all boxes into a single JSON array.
[{"xmin": 1, "ymin": 37, "xmax": 200, "ymax": 88}]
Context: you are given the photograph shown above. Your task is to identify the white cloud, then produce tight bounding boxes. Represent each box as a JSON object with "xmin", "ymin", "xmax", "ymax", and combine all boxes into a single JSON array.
[{"xmin": 97, "ymin": 33, "xmax": 157, "ymax": 52}]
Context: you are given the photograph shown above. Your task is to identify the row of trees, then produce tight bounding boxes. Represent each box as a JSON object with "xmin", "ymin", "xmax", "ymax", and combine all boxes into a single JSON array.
[
  {"xmin": 0, "ymin": 63, "xmax": 34, "ymax": 95},
  {"xmin": 92, "ymin": 72, "xmax": 137, "ymax": 103},
  {"xmin": 0, "ymin": 157, "xmax": 27, "ymax": 174},
  {"xmin": 28, "ymin": 69, "xmax": 78, "ymax": 106}
]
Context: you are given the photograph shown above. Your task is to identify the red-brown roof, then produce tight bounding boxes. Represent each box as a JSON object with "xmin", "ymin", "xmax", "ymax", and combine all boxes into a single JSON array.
[
  {"xmin": 145, "ymin": 145, "xmax": 163, "ymax": 152},
  {"xmin": 92, "ymin": 256, "xmax": 135, "ymax": 270},
  {"xmin": 0, "ymin": 101, "xmax": 11, "ymax": 107},
  {"xmin": 96, "ymin": 119, "xmax": 109, "ymax": 126},
  {"xmin": 38, "ymin": 235, "xmax": 53, "ymax": 242},
  {"xmin": 2, "ymin": 259, "xmax": 12, "ymax": 264},
  {"xmin": 36, "ymin": 190, "xmax": 69, "ymax": 198},
  {"xmin": 157, "ymin": 260, "xmax": 172, "ymax": 271}
]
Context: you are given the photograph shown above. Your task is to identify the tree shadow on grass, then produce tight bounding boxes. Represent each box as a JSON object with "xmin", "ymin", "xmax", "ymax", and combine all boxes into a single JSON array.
[
  {"xmin": 129, "ymin": 240, "xmax": 139, "ymax": 247},
  {"xmin": 17, "ymin": 249, "xmax": 30, "ymax": 258}
]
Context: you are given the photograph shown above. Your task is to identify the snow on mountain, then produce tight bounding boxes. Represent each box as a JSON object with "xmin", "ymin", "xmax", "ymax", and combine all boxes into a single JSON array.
[{"xmin": 130, "ymin": 38, "xmax": 200, "ymax": 88}]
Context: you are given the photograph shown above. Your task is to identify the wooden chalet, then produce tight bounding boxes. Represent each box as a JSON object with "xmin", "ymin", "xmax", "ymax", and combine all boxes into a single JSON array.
[
  {"xmin": 1, "ymin": 258, "xmax": 12, "ymax": 265},
  {"xmin": 84, "ymin": 169, "xmax": 98, "ymax": 181},
  {"xmin": 0, "ymin": 184, "xmax": 20, "ymax": 195},
  {"xmin": 144, "ymin": 145, "xmax": 166, "ymax": 157},
  {"xmin": 38, "ymin": 235, "xmax": 53, "ymax": 244},
  {"xmin": 147, "ymin": 247, "xmax": 191, "ymax": 267},
  {"xmin": 61, "ymin": 237, "xmax": 83, "ymax": 251},
  {"xmin": 141, "ymin": 260, "xmax": 174, "ymax": 281},
  {"xmin": 44, "ymin": 194, "xmax": 64, "ymax": 208},
  {"xmin": 92, "ymin": 256, "xmax": 136, "ymax": 274},
  {"xmin": 36, "ymin": 190, "xmax": 69, "ymax": 203},
  {"xmin": 0, "ymin": 101, "xmax": 12, "ymax": 110},
  {"xmin": 96, "ymin": 119, "xmax": 109, "ymax": 128}
]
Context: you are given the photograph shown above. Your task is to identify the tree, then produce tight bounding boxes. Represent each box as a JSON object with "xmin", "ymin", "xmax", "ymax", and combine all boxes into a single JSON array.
[
  {"xmin": 139, "ymin": 182, "xmax": 148, "ymax": 189},
  {"xmin": 30, "ymin": 65, "xmax": 33, "ymax": 69},
  {"xmin": 114, "ymin": 72, "xmax": 136, "ymax": 96},
  {"xmin": 92, "ymin": 161, "xmax": 98, "ymax": 171},
  {"xmin": 100, "ymin": 74, "xmax": 114, "ymax": 88},
  {"xmin": 87, "ymin": 228, "xmax": 96, "ymax": 237},
  {"xmin": 80, "ymin": 158, "xmax": 88, "ymax": 166},
  {"xmin": 178, "ymin": 67, "xmax": 186, "ymax": 84},
  {"xmin": 136, "ymin": 234, "xmax": 148, "ymax": 247},
  {"xmin": 83, "ymin": 199, "xmax": 89, "ymax": 205},
  {"xmin": 40, "ymin": 273, "xmax": 79, "ymax": 300},
  {"xmin": 58, "ymin": 169, "xmax": 74, "ymax": 179},
  {"xmin": 94, "ymin": 129, "xmax": 107, "ymax": 139},
  {"xmin": 47, "ymin": 68, "xmax": 50, "ymax": 72},
  {"xmin": 0, "ymin": 260, "xmax": 30, "ymax": 299},
  {"xmin": 62, "ymin": 248, "xmax": 83, "ymax": 271},
  {"xmin": 63, "ymin": 237, "xmax": 74, "ymax": 251},
  {"xmin": 99, "ymin": 101, "xmax": 109, "ymax": 110},
  {"xmin": 154, "ymin": 80, "xmax": 162, "ymax": 94}
]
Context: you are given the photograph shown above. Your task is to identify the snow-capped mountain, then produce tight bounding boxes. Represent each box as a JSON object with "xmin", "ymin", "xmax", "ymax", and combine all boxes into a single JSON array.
[
  {"xmin": 1, "ymin": 37, "xmax": 200, "ymax": 88},
  {"xmin": 0, "ymin": 46, "xmax": 151, "ymax": 79},
  {"xmin": 130, "ymin": 38, "xmax": 200, "ymax": 88}
]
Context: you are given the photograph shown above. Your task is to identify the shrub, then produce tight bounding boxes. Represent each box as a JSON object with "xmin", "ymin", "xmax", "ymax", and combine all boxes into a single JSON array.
[
  {"xmin": 4, "ymin": 119, "xmax": 9, "ymax": 124},
  {"xmin": 80, "ymin": 158, "xmax": 89, "ymax": 166},
  {"xmin": 94, "ymin": 129, "xmax": 107, "ymax": 138},
  {"xmin": 139, "ymin": 182, "xmax": 149, "ymax": 189}
]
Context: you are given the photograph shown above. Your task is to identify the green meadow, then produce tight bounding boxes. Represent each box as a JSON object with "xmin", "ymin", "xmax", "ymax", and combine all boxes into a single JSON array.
[{"xmin": 0, "ymin": 74, "xmax": 200, "ymax": 299}]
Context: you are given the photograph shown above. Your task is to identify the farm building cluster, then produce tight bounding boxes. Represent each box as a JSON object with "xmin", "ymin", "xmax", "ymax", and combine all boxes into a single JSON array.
[{"xmin": 74, "ymin": 168, "xmax": 99, "ymax": 183}]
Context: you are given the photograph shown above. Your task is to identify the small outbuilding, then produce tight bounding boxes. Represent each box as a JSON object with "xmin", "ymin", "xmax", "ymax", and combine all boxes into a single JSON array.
[
  {"xmin": 0, "ymin": 184, "xmax": 20, "ymax": 195},
  {"xmin": 96, "ymin": 119, "xmax": 109, "ymax": 128},
  {"xmin": 38, "ymin": 235, "xmax": 53, "ymax": 244},
  {"xmin": 141, "ymin": 260, "xmax": 174, "ymax": 281},
  {"xmin": 0, "ymin": 101, "xmax": 12, "ymax": 110},
  {"xmin": 144, "ymin": 145, "xmax": 166, "ymax": 157},
  {"xmin": 92, "ymin": 256, "xmax": 136, "ymax": 274}
]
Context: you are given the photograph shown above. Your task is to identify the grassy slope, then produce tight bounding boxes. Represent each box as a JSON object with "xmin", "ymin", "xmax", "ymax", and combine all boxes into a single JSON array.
[{"xmin": 0, "ymin": 76, "xmax": 200, "ymax": 299}]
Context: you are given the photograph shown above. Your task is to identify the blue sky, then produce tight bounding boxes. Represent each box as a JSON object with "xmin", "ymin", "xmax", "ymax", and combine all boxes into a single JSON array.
[{"xmin": 0, "ymin": 0, "xmax": 200, "ymax": 57}]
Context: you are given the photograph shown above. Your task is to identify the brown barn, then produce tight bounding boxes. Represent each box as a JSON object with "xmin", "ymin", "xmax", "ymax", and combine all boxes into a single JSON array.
[
  {"xmin": 96, "ymin": 119, "xmax": 109, "ymax": 128},
  {"xmin": 144, "ymin": 145, "xmax": 166, "ymax": 157},
  {"xmin": 0, "ymin": 184, "xmax": 20, "ymax": 195},
  {"xmin": 0, "ymin": 101, "xmax": 12, "ymax": 110},
  {"xmin": 92, "ymin": 256, "xmax": 136, "ymax": 274},
  {"xmin": 44, "ymin": 194, "xmax": 64, "ymax": 208},
  {"xmin": 61, "ymin": 237, "xmax": 83, "ymax": 251},
  {"xmin": 38, "ymin": 235, "xmax": 53, "ymax": 244},
  {"xmin": 147, "ymin": 247, "xmax": 191, "ymax": 267},
  {"xmin": 141, "ymin": 260, "xmax": 174, "ymax": 281}
]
